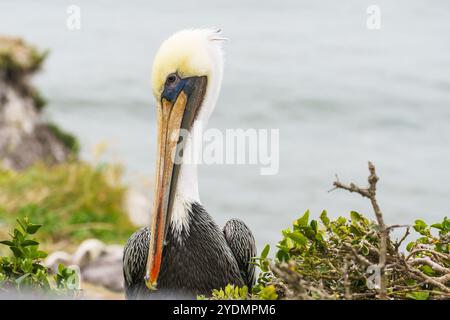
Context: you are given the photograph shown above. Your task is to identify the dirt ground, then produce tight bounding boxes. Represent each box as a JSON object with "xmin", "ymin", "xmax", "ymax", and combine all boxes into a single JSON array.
[{"xmin": 81, "ymin": 282, "xmax": 124, "ymax": 300}]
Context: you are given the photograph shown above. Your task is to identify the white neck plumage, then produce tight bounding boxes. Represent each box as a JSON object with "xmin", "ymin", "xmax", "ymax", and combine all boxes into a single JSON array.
[
  {"xmin": 169, "ymin": 127, "xmax": 200, "ymax": 235},
  {"xmin": 169, "ymin": 70, "xmax": 222, "ymax": 234}
]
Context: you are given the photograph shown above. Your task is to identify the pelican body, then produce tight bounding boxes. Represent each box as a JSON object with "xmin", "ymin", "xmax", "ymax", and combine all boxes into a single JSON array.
[{"xmin": 123, "ymin": 29, "xmax": 256, "ymax": 299}]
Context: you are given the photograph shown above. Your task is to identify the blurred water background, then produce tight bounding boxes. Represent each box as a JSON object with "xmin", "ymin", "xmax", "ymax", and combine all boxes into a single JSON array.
[{"xmin": 1, "ymin": 0, "xmax": 450, "ymax": 251}]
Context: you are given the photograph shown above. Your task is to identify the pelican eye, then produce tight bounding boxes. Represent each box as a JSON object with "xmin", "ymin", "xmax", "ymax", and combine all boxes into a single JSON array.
[
  {"xmin": 161, "ymin": 73, "xmax": 184, "ymax": 102},
  {"xmin": 166, "ymin": 74, "xmax": 177, "ymax": 85}
]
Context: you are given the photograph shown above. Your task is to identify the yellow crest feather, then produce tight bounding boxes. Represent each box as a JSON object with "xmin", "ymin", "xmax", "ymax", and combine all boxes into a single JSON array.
[{"xmin": 151, "ymin": 29, "xmax": 224, "ymax": 99}]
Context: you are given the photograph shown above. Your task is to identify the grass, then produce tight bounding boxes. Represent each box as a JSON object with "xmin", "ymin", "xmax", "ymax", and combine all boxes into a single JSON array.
[{"xmin": 0, "ymin": 161, "xmax": 135, "ymax": 248}]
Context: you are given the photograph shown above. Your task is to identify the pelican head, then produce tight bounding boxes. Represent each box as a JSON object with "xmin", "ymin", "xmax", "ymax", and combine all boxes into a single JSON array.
[{"xmin": 145, "ymin": 29, "xmax": 225, "ymax": 289}]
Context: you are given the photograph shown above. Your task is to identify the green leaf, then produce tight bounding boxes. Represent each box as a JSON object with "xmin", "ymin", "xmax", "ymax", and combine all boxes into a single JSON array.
[
  {"xmin": 239, "ymin": 286, "xmax": 248, "ymax": 299},
  {"xmin": 260, "ymin": 244, "xmax": 270, "ymax": 259},
  {"xmin": 0, "ymin": 240, "xmax": 15, "ymax": 247},
  {"xmin": 276, "ymin": 250, "xmax": 290, "ymax": 262},
  {"xmin": 13, "ymin": 228, "xmax": 24, "ymax": 242},
  {"xmin": 285, "ymin": 237, "xmax": 295, "ymax": 249},
  {"xmin": 338, "ymin": 226, "xmax": 348, "ymax": 234},
  {"xmin": 26, "ymin": 224, "xmax": 42, "ymax": 235},
  {"xmin": 414, "ymin": 219, "xmax": 427, "ymax": 229},
  {"xmin": 361, "ymin": 244, "xmax": 369, "ymax": 256},
  {"xmin": 310, "ymin": 220, "xmax": 318, "ymax": 232},
  {"xmin": 225, "ymin": 284, "xmax": 232, "ymax": 296},
  {"xmin": 413, "ymin": 220, "xmax": 430, "ymax": 236},
  {"xmin": 350, "ymin": 211, "xmax": 362, "ymax": 223},
  {"xmin": 420, "ymin": 265, "xmax": 435, "ymax": 276},
  {"xmin": 320, "ymin": 210, "xmax": 330, "ymax": 227},
  {"xmin": 15, "ymin": 273, "xmax": 30, "ymax": 285},
  {"xmin": 258, "ymin": 285, "xmax": 278, "ymax": 300},
  {"xmin": 315, "ymin": 232, "xmax": 324, "ymax": 242},
  {"xmin": 349, "ymin": 225, "xmax": 362, "ymax": 237},
  {"xmin": 405, "ymin": 279, "xmax": 417, "ymax": 286},
  {"xmin": 406, "ymin": 291, "xmax": 429, "ymax": 300},
  {"xmin": 58, "ymin": 263, "xmax": 66, "ymax": 274},
  {"xmin": 21, "ymin": 240, "xmax": 39, "ymax": 247},
  {"xmin": 406, "ymin": 242, "xmax": 415, "ymax": 252},
  {"xmin": 336, "ymin": 216, "xmax": 347, "ymax": 226},
  {"xmin": 430, "ymin": 223, "xmax": 443, "ymax": 230},
  {"xmin": 281, "ymin": 228, "xmax": 291, "ymax": 237},
  {"xmin": 417, "ymin": 237, "xmax": 429, "ymax": 244},
  {"xmin": 443, "ymin": 218, "xmax": 450, "ymax": 232},
  {"xmin": 10, "ymin": 246, "xmax": 23, "ymax": 258},
  {"xmin": 16, "ymin": 219, "xmax": 27, "ymax": 233},
  {"xmin": 286, "ymin": 231, "xmax": 307, "ymax": 246},
  {"xmin": 295, "ymin": 210, "xmax": 310, "ymax": 228},
  {"xmin": 36, "ymin": 251, "xmax": 48, "ymax": 259}
]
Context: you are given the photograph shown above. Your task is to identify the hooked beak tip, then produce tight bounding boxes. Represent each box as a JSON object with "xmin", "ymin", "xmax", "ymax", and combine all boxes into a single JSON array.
[{"xmin": 144, "ymin": 274, "xmax": 158, "ymax": 291}]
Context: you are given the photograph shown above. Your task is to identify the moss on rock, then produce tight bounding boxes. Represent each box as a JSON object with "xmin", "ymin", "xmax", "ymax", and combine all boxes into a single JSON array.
[
  {"xmin": 0, "ymin": 36, "xmax": 77, "ymax": 169},
  {"xmin": 0, "ymin": 37, "xmax": 48, "ymax": 79},
  {"xmin": 47, "ymin": 122, "xmax": 80, "ymax": 156}
]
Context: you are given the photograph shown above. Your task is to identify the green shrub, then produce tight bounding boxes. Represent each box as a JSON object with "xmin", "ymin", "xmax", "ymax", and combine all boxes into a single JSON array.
[
  {"xmin": 202, "ymin": 163, "xmax": 449, "ymax": 300},
  {"xmin": 251, "ymin": 212, "xmax": 449, "ymax": 300},
  {"xmin": 200, "ymin": 212, "xmax": 449, "ymax": 300},
  {"xmin": 0, "ymin": 218, "xmax": 79, "ymax": 297}
]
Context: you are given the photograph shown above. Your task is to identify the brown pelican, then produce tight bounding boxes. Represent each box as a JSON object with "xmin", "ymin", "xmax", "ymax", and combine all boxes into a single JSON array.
[{"xmin": 123, "ymin": 29, "xmax": 256, "ymax": 299}]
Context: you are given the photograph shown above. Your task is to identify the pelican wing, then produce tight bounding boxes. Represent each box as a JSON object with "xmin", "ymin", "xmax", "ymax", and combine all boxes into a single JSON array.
[
  {"xmin": 123, "ymin": 227, "xmax": 149, "ymax": 299},
  {"xmin": 223, "ymin": 219, "xmax": 257, "ymax": 288}
]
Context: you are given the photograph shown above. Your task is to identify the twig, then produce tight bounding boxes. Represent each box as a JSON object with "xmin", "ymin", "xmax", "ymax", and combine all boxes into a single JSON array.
[
  {"xmin": 409, "ymin": 257, "xmax": 450, "ymax": 274},
  {"xmin": 394, "ymin": 227, "xmax": 410, "ymax": 252},
  {"xmin": 408, "ymin": 268, "xmax": 450, "ymax": 293},
  {"xmin": 343, "ymin": 259, "xmax": 351, "ymax": 300},
  {"xmin": 435, "ymin": 273, "xmax": 450, "ymax": 285},
  {"xmin": 332, "ymin": 162, "xmax": 388, "ymax": 300},
  {"xmin": 270, "ymin": 262, "xmax": 335, "ymax": 300},
  {"xmin": 407, "ymin": 249, "xmax": 450, "ymax": 261},
  {"xmin": 343, "ymin": 243, "xmax": 372, "ymax": 267},
  {"xmin": 386, "ymin": 224, "xmax": 409, "ymax": 232}
]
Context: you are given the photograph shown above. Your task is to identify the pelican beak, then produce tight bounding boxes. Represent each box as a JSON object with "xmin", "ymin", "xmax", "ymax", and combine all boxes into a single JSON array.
[{"xmin": 145, "ymin": 76, "xmax": 207, "ymax": 290}]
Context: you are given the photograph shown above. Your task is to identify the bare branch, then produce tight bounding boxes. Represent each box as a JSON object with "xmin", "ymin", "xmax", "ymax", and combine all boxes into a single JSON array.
[
  {"xmin": 409, "ymin": 257, "xmax": 450, "ymax": 274},
  {"xmin": 408, "ymin": 268, "xmax": 450, "ymax": 293},
  {"xmin": 407, "ymin": 249, "xmax": 450, "ymax": 261},
  {"xmin": 343, "ymin": 259, "xmax": 351, "ymax": 300},
  {"xmin": 332, "ymin": 162, "xmax": 388, "ymax": 299},
  {"xmin": 394, "ymin": 226, "xmax": 410, "ymax": 252},
  {"xmin": 343, "ymin": 243, "xmax": 372, "ymax": 267}
]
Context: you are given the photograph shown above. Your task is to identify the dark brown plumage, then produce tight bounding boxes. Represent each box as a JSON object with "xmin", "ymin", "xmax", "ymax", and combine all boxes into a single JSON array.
[{"xmin": 123, "ymin": 202, "xmax": 256, "ymax": 299}]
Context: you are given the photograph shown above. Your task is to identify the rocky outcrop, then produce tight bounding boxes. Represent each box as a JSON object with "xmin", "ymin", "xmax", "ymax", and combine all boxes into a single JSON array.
[
  {"xmin": 0, "ymin": 36, "xmax": 77, "ymax": 170},
  {"xmin": 45, "ymin": 239, "xmax": 125, "ymax": 292}
]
